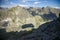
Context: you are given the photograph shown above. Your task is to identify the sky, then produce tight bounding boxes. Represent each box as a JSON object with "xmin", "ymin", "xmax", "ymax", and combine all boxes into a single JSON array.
[{"xmin": 0, "ymin": 0, "xmax": 60, "ymax": 8}]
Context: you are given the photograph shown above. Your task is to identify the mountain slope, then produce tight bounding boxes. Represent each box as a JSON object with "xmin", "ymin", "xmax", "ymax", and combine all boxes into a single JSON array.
[
  {"xmin": 27, "ymin": 6, "xmax": 60, "ymax": 20},
  {"xmin": 0, "ymin": 14, "xmax": 60, "ymax": 40}
]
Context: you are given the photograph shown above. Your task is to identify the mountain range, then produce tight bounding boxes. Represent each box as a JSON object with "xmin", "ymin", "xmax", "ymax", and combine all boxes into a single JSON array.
[
  {"xmin": 0, "ymin": 11, "xmax": 60, "ymax": 40},
  {"xmin": 0, "ymin": 6, "xmax": 60, "ymax": 31}
]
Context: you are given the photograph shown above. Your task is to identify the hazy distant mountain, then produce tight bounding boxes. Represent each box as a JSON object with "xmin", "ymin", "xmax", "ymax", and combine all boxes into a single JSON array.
[
  {"xmin": 26, "ymin": 6, "xmax": 60, "ymax": 20},
  {"xmin": 27, "ymin": 6, "xmax": 60, "ymax": 17}
]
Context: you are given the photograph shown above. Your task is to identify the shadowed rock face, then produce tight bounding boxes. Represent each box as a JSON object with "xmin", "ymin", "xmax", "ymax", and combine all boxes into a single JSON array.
[
  {"xmin": 2, "ymin": 21, "xmax": 10, "ymax": 27},
  {"xmin": 41, "ymin": 12, "xmax": 57, "ymax": 20},
  {"xmin": 57, "ymin": 13, "xmax": 60, "ymax": 22}
]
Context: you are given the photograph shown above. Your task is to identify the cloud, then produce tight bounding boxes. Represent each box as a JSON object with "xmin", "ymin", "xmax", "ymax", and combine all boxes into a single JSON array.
[
  {"xmin": 54, "ymin": 7, "xmax": 60, "ymax": 9},
  {"xmin": 10, "ymin": 2, "xmax": 14, "ymax": 4},
  {"xmin": 22, "ymin": 0, "xmax": 28, "ymax": 2},
  {"xmin": 34, "ymin": 2, "xmax": 41, "ymax": 4},
  {"xmin": 10, "ymin": 2, "xmax": 17, "ymax": 5},
  {"xmin": 34, "ymin": 0, "xmax": 47, "ymax": 5},
  {"xmin": 9, "ymin": 2, "xmax": 28, "ymax": 7},
  {"xmin": 22, "ymin": 0, "xmax": 39, "ymax": 2},
  {"xmin": 19, "ymin": 4, "xmax": 28, "ymax": 7}
]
